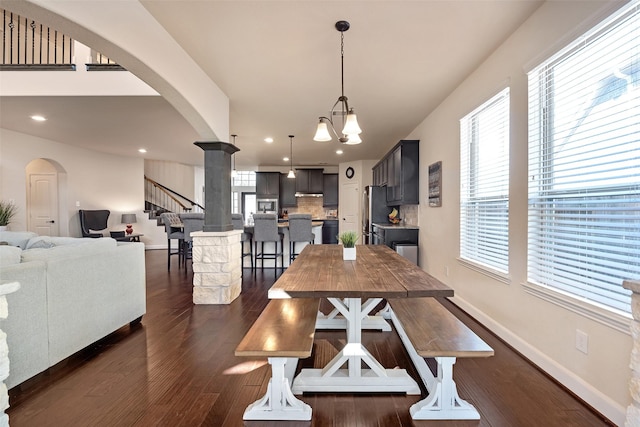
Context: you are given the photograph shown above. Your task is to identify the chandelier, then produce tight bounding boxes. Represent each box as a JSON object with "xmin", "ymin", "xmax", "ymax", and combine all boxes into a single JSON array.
[{"xmin": 313, "ymin": 20, "xmax": 362, "ymax": 145}]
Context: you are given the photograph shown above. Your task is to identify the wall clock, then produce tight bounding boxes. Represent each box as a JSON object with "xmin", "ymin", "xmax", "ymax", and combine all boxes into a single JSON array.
[{"xmin": 345, "ymin": 167, "xmax": 355, "ymax": 179}]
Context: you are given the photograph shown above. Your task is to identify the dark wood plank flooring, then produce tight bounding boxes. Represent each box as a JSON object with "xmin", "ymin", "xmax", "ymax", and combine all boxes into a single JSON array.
[{"xmin": 8, "ymin": 250, "xmax": 614, "ymax": 426}]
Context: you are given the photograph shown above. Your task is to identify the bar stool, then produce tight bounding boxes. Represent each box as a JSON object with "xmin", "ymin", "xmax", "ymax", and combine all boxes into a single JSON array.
[
  {"xmin": 288, "ymin": 214, "xmax": 315, "ymax": 263},
  {"xmin": 160, "ymin": 212, "xmax": 184, "ymax": 271},
  {"xmin": 179, "ymin": 213, "xmax": 205, "ymax": 272},
  {"xmin": 252, "ymin": 213, "xmax": 284, "ymax": 272},
  {"xmin": 232, "ymin": 213, "xmax": 253, "ymax": 273}
]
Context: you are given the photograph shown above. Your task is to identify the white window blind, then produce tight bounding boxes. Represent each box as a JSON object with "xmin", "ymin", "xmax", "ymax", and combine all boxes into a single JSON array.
[
  {"xmin": 460, "ymin": 88, "xmax": 510, "ymax": 273},
  {"xmin": 528, "ymin": 1, "xmax": 640, "ymax": 314}
]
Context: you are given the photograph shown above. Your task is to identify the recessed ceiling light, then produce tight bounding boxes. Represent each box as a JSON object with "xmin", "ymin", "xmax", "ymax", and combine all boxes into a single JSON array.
[
  {"xmin": 264, "ymin": 137, "xmax": 274, "ymax": 143},
  {"xmin": 138, "ymin": 148, "xmax": 147, "ymax": 153},
  {"xmin": 30, "ymin": 115, "xmax": 46, "ymax": 122},
  {"xmin": 336, "ymin": 149, "xmax": 344, "ymax": 155},
  {"xmin": 283, "ymin": 157, "xmax": 289, "ymax": 162}
]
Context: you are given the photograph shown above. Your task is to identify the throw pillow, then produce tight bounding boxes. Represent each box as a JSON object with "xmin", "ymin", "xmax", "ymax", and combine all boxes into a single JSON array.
[{"xmin": 25, "ymin": 236, "xmax": 55, "ymax": 250}]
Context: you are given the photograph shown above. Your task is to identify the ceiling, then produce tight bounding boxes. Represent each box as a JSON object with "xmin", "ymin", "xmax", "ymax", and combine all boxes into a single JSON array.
[{"xmin": 0, "ymin": 1, "xmax": 544, "ymax": 169}]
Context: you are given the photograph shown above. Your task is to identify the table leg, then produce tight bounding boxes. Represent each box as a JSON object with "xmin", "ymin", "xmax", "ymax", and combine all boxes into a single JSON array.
[
  {"xmin": 292, "ymin": 297, "xmax": 420, "ymax": 395},
  {"xmin": 316, "ymin": 298, "xmax": 392, "ymax": 331}
]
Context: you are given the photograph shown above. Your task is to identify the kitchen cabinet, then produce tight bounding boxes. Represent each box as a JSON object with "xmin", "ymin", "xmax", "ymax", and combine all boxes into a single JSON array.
[
  {"xmin": 371, "ymin": 224, "xmax": 418, "ymax": 248},
  {"xmin": 371, "ymin": 140, "xmax": 419, "ymax": 205},
  {"xmin": 256, "ymin": 172, "xmax": 280, "ymax": 198},
  {"xmin": 322, "ymin": 219, "xmax": 339, "ymax": 244},
  {"xmin": 295, "ymin": 169, "xmax": 324, "ymax": 194},
  {"xmin": 279, "ymin": 173, "xmax": 297, "ymax": 208},
  {"xmin": 323, "ymin": 174, "xmax": 339, "ymax": 207}
]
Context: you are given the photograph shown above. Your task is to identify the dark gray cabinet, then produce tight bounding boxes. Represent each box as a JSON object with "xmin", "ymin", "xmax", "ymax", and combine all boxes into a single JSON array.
[
  {"xmin": 279, "ymin": 173, "xmax": 297, "ymax": 208},
  {"xmin": 371, "ymin": 140, "xmax": 419, "ymax": 205},
  {"xmin": 256, "ymin": 172, "xmax": 280, "ymax": 198},
  {"xmin": 295, "ymin": 169, "xmax": 324, "ymax": 194},
  {"xmin": 322, "ymin": 219, "xmax": 339, "ymax": 244},
  {"xmin": 371, "ymin": 224, "xmax": 418, "ymax": 248},
  {"xmin": 323, "ymin": 174, "xmax": 338, "ymax": 207}
]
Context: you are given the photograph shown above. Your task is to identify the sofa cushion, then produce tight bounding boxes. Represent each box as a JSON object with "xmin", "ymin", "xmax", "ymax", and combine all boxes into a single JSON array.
[
  {"xmin": 0, "ymin": 231, "xmax": 38, "ymax": 249},
  {"xmin": 21, "ymin": 237, "xmax": 118, "ymax": 262},
  {"xmin": 0, "ymin": 245, "xmax": 22, "ymax": 266}
]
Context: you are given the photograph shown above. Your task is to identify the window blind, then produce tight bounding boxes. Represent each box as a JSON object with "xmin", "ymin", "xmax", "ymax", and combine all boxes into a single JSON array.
[
  {"xmin": 527, "ymin": 1, "xmax": 640, "ymax": 314},
  {"xmin": 460, "ymin": 88, "xmax": 510, "ymax": 273}
]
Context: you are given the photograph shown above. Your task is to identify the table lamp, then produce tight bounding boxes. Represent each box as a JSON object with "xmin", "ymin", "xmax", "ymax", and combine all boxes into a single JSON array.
[{"xmin": 121, "ymin": 213, "xmax": 137, "ymax": 235}]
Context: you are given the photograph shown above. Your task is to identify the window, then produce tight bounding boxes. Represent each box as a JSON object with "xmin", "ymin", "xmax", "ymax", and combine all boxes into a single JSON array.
[
  {"xmin": 527, "ymin": 2, "xmax": 640, "ymax": 315},
  {"xmin": 232, "ymin": 171, "xmax": 256, "ymax": 187},
  {"xmin": 460, "ymin": 88, "xmax": 510, "ymax": 274}
]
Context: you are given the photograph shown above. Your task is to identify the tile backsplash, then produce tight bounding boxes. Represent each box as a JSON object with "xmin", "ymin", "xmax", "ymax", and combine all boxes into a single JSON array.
[
  {"xmin": 283, "ymin": 197, "xmax": 336, "ymax": 219},
  {"xmin": 400, "ymin": 204, "xmax": 419, "ymax": 226}
]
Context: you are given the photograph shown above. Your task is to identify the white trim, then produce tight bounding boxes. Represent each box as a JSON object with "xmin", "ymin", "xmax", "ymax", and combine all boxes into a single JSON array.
[
  {"xmin": 522, "ymin": 282, "xmax": 631, "ymax": 335},
  {"xmin": 450, "ymin": 295, "xmax": 627, "ymax": 426},
  {"xmin": 457, "ymin": 257, "xmax": 510, "ymax": 285}
]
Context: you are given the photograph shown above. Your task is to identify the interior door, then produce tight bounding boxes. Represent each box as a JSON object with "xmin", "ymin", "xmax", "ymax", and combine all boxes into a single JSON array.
[
  {"xmin": 340, "ymin": 182, "xmax": 360, "ymax": 235},
  {"xmin": 29, "ymin": 173, "xmax": 59, "ymax": 236}
]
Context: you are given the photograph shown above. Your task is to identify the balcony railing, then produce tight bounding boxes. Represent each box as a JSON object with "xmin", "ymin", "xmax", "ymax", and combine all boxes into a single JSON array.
[{"xmin": 1, "ymin": 7, "xmax": 123, "ymax": 71}]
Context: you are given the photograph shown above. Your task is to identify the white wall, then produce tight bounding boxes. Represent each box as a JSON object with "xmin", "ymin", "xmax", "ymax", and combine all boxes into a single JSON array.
[
  {"xmin": 0, "ymin": 128, "xmax": 166, "ymax": 246},
  {"xmin": 407, "ymin": 1, "xmax": 631, "ymax": 424}
]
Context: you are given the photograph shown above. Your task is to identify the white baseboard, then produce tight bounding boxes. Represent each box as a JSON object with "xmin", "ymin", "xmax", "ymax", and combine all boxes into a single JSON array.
[{"xmin": 450, "ymin": 295, "xmax": 626, "ymax": 426}]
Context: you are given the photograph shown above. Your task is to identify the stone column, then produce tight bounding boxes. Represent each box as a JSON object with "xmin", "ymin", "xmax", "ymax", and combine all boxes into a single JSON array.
[
  {"xmin": 624, "ymin": 279, "xmax": 640, "ymax": 427},
  {"xmin": 0, "ymin": 281, "xmax": 20, "ymax": 427},
  {"xmin": 192, "ymin": 141, "xmax": 242, "ymax": 304}
]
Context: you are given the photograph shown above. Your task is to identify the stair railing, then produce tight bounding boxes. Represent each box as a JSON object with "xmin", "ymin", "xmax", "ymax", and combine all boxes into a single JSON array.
[{"xmin": 144, "ymin": 176, "xmax": 204, "ymax": 214}]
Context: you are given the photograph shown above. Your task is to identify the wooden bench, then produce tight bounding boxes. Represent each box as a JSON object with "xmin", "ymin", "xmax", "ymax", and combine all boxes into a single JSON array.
[
  {"xmin": 388, "ymin": 297, "xmax": 494, "ymax": 420},
  {"xmin": 235, "ymin": 297, "xmax": 320, "ymax": 421}
]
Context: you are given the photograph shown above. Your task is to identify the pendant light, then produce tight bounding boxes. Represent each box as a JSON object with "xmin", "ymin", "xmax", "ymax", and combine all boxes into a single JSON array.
[
  {"xmin": 313, "ymin": 20, "xmax": 362, "ymax": 144},
  {"xmin": 287, "ymin": 135, "xmax": 295, "ymax": 178}
]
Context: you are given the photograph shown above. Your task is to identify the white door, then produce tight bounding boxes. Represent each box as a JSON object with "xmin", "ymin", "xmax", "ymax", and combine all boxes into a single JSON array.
[
  {"xmin": 340, "ymin": 182, "xmax": 360, "ymax": 235},
  {"xmin": 29, "ymin": 173, "xmax": 59, "ymax": 236}
]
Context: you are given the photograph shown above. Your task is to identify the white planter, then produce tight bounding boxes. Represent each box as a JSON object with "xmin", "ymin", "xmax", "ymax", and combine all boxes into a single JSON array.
[{"xmin": 343, "ymin": 247, "xmax": 356, "ymax": 261}]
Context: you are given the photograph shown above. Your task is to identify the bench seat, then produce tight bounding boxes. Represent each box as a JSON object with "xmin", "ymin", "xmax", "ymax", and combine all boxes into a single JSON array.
[
  {"xmin": 235, "ymin": 297, "xmax": 320, "ymax": 421},
  {"xmin": 388, "ymin": 297, "xmax": 494, "ymax": 420}
]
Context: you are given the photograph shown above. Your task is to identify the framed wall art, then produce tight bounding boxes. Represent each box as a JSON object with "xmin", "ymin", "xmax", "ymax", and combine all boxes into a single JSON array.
[{"xmin": 428, "ymin": 161, "xmax": 442, "ymax": 207}]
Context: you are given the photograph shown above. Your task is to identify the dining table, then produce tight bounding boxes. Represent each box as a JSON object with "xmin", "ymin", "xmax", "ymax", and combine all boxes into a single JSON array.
[{"xmin": 268, "ymin": 244, "xmax": 454, "ymax": 394}]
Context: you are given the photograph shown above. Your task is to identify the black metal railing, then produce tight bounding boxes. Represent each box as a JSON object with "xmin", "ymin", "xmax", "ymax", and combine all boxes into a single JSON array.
[
  {"xmin": 144, "ymin": 176, "xmax": 204, "ymax": 216},
  {"xmin": 1, "ymin": 8, "xmax": 74, "ymax": 70}
]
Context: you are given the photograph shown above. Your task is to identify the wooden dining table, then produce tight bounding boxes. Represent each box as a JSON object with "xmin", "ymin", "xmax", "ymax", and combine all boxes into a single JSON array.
[{"xmin": 268, "ymin": 244, "xmax": 454, "ymax": 394}]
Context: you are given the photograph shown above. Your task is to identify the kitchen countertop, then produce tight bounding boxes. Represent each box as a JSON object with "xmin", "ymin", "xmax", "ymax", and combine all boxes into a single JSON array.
[{"xmin": 372, "ymin": 222, "xmax": 419, "ymax": 230}]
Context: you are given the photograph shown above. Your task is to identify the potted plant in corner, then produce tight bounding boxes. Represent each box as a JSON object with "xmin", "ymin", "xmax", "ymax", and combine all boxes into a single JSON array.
[
  {"xmin": 339, "ymin": 231, "xmax": 358, "ymax": 261},
  {"xmin": 0, "ymin": 201, "xmax": 17, "ymax": 232}
]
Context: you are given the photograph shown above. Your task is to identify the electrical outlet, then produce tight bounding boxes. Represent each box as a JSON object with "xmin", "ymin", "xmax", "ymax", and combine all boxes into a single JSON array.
[
  {"xmin": 576, "ymin": 329, "xmax": 589, "ymax": 354},
  {"xmin": 76, "ymin": 201, "xmax": 81, "ymax": 207}
]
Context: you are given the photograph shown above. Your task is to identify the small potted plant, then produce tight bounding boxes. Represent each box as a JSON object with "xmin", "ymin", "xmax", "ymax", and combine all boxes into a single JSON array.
[
  {"xmin": 338, "ymin": 231, "xmax": 359, "ymax": 260},
  {"xmin": 0, "ymin": 201, "xmax": 17, "ymax": 231}
]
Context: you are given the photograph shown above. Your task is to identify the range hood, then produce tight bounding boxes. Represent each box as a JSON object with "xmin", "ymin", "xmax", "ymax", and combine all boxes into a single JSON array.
[{"xmin": 295, "ymin": 192, "xmax": 323, "ymax": 198}]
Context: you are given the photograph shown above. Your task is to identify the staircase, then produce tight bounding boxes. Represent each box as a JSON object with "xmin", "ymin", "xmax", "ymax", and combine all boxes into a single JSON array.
[{"xmin": 144, "ymin": 176, "xmax": 204, "ymax": 227}]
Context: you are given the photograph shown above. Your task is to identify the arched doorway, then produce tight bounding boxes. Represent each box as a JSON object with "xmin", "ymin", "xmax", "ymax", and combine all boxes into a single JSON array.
[{"xmin": 25, "ymin": 158, "xmax": 67, "ymax": 236}]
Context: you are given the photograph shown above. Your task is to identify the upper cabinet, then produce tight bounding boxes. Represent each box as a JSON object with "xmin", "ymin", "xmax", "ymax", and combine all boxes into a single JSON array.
[
  {"xmin": 295, "ymin": 169, "xmax": 324, "ymax": 195},
  {"xmin": 279, "ymin": 173, "xmax": 297, "ymax": 208},
  {"xmin": 256, "ymin": 172, "xmax": 280, "ymax": 198},
  {"xmin": 323, "ymin": 173, "xmax": 339, "ymax": 207},
  {"xmin": 372, "ymin": 140, "xmax": 419, "ymax": 205}
]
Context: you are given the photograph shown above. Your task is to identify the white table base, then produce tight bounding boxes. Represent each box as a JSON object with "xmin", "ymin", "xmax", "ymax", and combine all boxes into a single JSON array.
[
  {"xmin": 316, "ymin": 298, "xmax": 392, "ymax": 331},
  {"xmin": 243, "ymin": 357, "xmax": 312, "ymax": 421},
  {"xmin": 292, "ymin": 297, "xmax": 420, "ymax": 395}
]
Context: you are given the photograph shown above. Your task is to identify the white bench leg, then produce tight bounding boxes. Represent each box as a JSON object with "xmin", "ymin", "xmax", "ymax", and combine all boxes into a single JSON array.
[
  {"xmin": 390, "ymin": 308, "xmax": 480, "ymax": 420},
  {"xmin": 410, "ymin": 357, "xmax": 480, "ymax": 420},
  {"xmin": 243, "ymin": 357, "xmax": 312, "ymax": 421}
]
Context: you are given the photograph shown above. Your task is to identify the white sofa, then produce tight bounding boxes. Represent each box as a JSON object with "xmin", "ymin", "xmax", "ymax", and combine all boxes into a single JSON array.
[{"xmin": 0, "ymin": 231, "xmax": 146, "ymax": 389}]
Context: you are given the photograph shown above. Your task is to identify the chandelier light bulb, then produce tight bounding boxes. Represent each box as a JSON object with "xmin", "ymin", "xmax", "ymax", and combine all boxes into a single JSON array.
[{"xmin": 313, "ymin": 120, "xmax": 332, "ymax": 142}]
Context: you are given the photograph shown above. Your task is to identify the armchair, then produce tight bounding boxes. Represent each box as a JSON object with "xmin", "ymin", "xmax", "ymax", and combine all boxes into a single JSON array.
[{"xmin": 78, "ymin": 210, "xmax": 110, "ymax": 238}]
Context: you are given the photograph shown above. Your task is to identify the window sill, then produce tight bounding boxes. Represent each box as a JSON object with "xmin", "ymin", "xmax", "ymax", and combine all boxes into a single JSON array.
[
  {"xmin": 457, "ymin": 258, "xmax": 510, "ymax": 285},
  {"xmin": 522, "ymin": 281, "xmax": 631, "ymax": 335}
]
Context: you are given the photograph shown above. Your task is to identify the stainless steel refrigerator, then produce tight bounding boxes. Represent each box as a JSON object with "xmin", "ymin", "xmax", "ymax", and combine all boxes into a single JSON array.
[{"xmin": 362, "ymin": 186, "xmax": 392, "ymax": 244}]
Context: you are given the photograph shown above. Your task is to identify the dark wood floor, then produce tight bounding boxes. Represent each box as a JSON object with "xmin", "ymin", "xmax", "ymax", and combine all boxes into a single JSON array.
[{"xmin": 8, "ymin": 250, "xmax": 613, "ymax": 427}]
